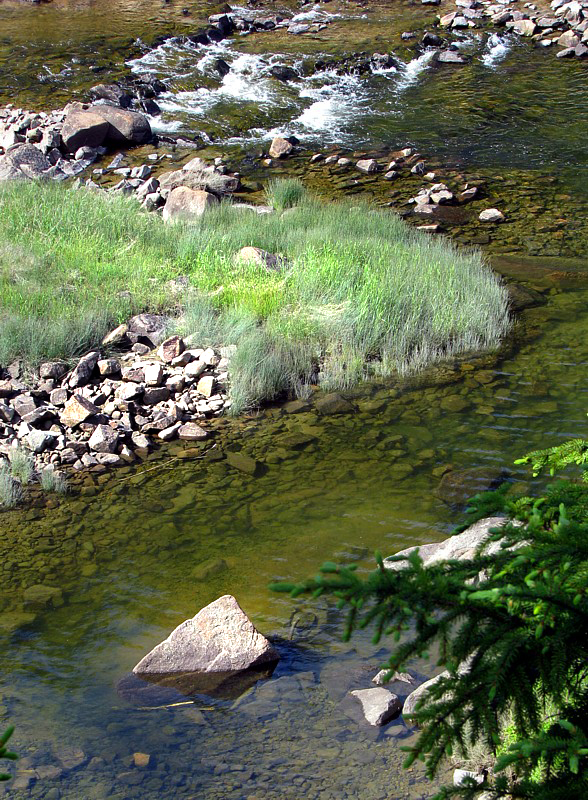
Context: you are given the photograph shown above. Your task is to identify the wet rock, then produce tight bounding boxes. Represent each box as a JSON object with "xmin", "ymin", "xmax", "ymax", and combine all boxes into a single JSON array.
[
  {"xmin": 0, "ymin": 610, "xmax": 37, "ymax": 634},
  {"xmin": 437, "ymin": 50, "xmax": 467, "ymax": 63},
  {"xmin": 269, "ymin": 136, "xmax": 294, "ymax": 158},
  {"xmin": 436, "ymin": 467, "xmax": 509, "ymax": 506},
  {"xmin": 54, "ymin": 746, "xmax": 87, "ymax": 771},
  {"xmin": 506, "ymin": 283, "xmax": 547, "ymax": 312},
  {"xmin": 350, "ymin": 687, "xmax": 402, "ymax": 726},
  {"xmin": 133, "ymin": 753, "xmax": 151, "ymax": 768},
  {"xmin": 192, "ymin": 558, "xmax": 229, "ymax": 581},
  {"xmin": 270, "ymin": 65, "xmax": 299, "ymax": 82},
  {"xmin": 315, "ymin": 393, "xmax": 356, "ymax": 415},
  {"xmin": 422, "ymin": 32, "xmax": 444, "ymax": 46},
  {"xmin": 440, "ymin": 394, "xmax": 470, "ymax": 412},
  {"xmin": 90, "ymin": 83, "xmax": 133, "ymax": 107},
  {"xmin": 479, "ymin": 208, "xmax": 505, "ymax": 223},
  {"xmin": 226, "ymin": 450, "xmax": 261, "ymax": 475},
  {"xmin": 23, "ymin": 584, "xmax": 63, "ymax": 610},
  {"xmin": 163, "ymin": 186, "xmax": 219, "ymax": 222},
  {"xmin": 132, "ymin": 594, "xmax": 279, "ymax": 675}
]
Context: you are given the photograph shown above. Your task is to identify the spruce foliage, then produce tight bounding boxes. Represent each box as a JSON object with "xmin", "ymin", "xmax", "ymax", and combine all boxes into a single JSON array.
[
  {"xmin": 272, "ymin": 449, "xmax": 588, "ymax": 798},
  {"xmin": 0, "ymin": 727, "xmax": 17, "ymax": 781}
]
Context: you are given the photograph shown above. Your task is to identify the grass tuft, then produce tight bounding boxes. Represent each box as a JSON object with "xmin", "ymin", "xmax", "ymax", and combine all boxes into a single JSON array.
[
  {"xmin": 40, "ymin": 469, "xmax": 69, "ymax": 494},
  {"xmin": 8, "ymin": 448, "xmax": 34, "ymax": 485},
  {"xmin": 265, "ymin": 178, "xmax": 307, "ymax": 211},
  {"xmin": 0, "ymin": 463, "xmax": 23, "ymax": 508}
]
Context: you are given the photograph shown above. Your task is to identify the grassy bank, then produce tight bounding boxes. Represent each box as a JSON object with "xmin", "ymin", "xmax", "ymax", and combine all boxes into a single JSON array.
[{"xmin": 0, "ymin": 180, "xmax": 510, "ymax": 412}]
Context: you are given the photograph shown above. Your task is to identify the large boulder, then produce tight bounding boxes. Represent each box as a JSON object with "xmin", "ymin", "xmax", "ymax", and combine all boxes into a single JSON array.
[
  {"xmin": 61, "ymin": 108, "xmax": 110, "ymax": 152},
  {"xmin": 162, "ymin": 187, "xmax": 219, "ymax": 222},
  {"xmin": 159, "ymin": 168, "xmax": 239, "ymax": 197},
  {"xmin": 384, "ymin": 516, "xmax": 508, "ymax": 571},
  {"xmin": 350, "ymin": 687, "xmax": 402, "ymax": 726},
  {"xmin": 133, "ymin": 595, "xmax": 279, "ymax": 676},
  {"xmin": 5, "ymin": 144, "xmax": 51, "ymax": 176},
  {"xmin": 89, "ymin": 104, "xmax": 152, "ymax": 145}
]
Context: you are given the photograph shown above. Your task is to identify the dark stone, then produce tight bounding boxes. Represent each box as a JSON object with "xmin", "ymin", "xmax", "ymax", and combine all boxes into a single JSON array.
[
  {"xmin": 90, "ymin": 84, "xmax": 133, "ymax": 108},
  {"xmin": 214, "ymin": 58, "xmax": 231, "ymax": 77},
  {"xmin": 435, "ymin": 466, "xmax": 510, "ymax": 506},
  {"xmin": 270, "ymin": 65, "xmax": 300, "ymax": 82},
  {"xmin": 422, "ymin": 32, "xmax": 444, "ymax": 47}
]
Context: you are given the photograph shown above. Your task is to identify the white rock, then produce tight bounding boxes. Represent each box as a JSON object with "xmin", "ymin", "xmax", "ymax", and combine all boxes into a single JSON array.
[{"xmin": 479, "ymin": 208, "xmax": 505, "ymax": 223}]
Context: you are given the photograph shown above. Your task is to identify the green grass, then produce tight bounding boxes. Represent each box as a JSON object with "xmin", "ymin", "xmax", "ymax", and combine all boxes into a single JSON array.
[
  {"xmin": 0, "ymin": 463, "xmax": 23, "ymax": 508},
  {"xmin": 40, "ymin": 469, "xmax": 69, "ymax": 494},
  {"xmin": 0, "ymin": 180, "xmax": 511, "ymax": 412},
  {"xmin": 7, "ymin": 448, "xmax": 34, "ymax": 485}
]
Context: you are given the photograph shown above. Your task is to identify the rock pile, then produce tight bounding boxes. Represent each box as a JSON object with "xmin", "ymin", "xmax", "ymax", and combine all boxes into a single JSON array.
[
  {"xmin": 439, "ymin": 0, "xmax": 588, "ymax": 59},
  {"xmin": 0, "ymin": 317, "xmax": 232, "ymax": 474},
  {"xmin": 0, "ymin": 102, "xmax": 153, "ymax": 182}
]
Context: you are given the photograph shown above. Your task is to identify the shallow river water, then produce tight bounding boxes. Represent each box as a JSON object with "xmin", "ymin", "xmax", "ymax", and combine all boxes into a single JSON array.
[{"xmin": 1, "ymin": 0, "xmax": 588, "ymax": 797}]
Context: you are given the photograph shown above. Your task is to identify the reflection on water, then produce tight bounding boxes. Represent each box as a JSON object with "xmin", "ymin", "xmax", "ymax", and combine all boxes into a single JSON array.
[{"xmin": 1, "ymin": 284, "xmax": 587, "ymax": 798}]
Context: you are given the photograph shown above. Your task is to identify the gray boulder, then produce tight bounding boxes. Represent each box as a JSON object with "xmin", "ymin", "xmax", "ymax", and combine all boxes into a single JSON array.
[
  {"xmin": 5, "ymin": 144, "xmax": 51, "ymax": 176},
  {"xmin": 61, "ymin": 108, "xmax": 110, "ymax": 152},
  {"xmin": 403, "ymin": 672, "xmax": 448, "ymax": 718},
  {"xmin": 133, "ymin": 594, "xmax": 279, "ymax": 675},
  {"xmin": 89, "ymin": 104, "xmax": 151, "ymax": 144},
  {"xmin": 350, "ymin": 687, "xmax": 402, "ymax": 726}
]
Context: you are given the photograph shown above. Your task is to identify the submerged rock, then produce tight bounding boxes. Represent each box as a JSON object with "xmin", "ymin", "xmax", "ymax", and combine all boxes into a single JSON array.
[{"xmin": 435, "ymin": 468, "xmax": 509, "ymax": 506}]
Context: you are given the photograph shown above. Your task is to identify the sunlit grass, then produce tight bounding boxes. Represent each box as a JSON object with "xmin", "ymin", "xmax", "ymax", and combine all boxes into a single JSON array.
[{"xmin": 0, "ymin": 180, "xmax": 511, "ymax": 411}]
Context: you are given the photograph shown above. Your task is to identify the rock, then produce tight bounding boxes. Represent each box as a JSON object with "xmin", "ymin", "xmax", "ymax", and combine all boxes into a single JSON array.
[
  {"xmin": 55, "ymin": 747, "xmax": 87, "ymax": 771},
  {"xmin": 6, "ymin": 143, "xmax": 51, "ymax": 175},
  {"xmin": 315, "ymin": 393, "xmax": 356, "ymax": 415},
  {"xmin": 61, "ymin": 108, "xmax": 110, "ymax": 152},
  {"xmin": 512, "ymin": 18, "xmax": 537, "ymax": 35},
  {"xmin": 236, "ymin": 246, "xmax": 288, "ymax": 271},
  {"xmin": 506, "ymin": 283, "xmax": 546, "ymax": 312},
  {"xmin": 436, "ymin": 468, "xmax": 509, "ymax": 506},
  {"xmin": 97, "ymin": 358, "xmax": 120, "ymax": 376},
  {"xmin": 373, "ymin": 670, "xmax": 417, "ymax": 685},
  {"xmin": 270, "ymin": 65, "xmax": 299, "ymax": 82},
  {"xmin": 557, "ymin": 29, "xmax": 580, "ymax": 47},
  {"xmin": 26, "ymin": 429, "xmax": 55, "ymax": 453},
  {"xmin": 177, "ymin": 422, "xmax": 208, "ymax": 440},
  {"xmin": 90, "ymin": 83, "xmax": 133, "ymax": 107},
  {"xmin": 132, "ymin": 594, "xmax": 279, "ymax": 676},
  {"xmin": 133, "ymin": 753, "xmax": 151, "ymax": 768},
  {"xmin": 454, "ymin": 769, "xmax": 485, "ymax": 787},
  {"xmin": 88, "ymin": 424, "xmax": 119, "ymax": 453},
  {"xmin": 192, "ymin": 558, "xmax": 229, "ymax": 581},
  {"xmin": 403, "ymin": 672, "xmax": 448, "ymax": 718},
  {"xmin": 437, "ymin": 50, "xmax": 466, "ymax": 63},
  {"xmin": 39, "ymin": 361, "xmax": 68, "ymax": 379},
  {"xmin": 422, "ymin": 32, "xmax": 444, "ymax": 46},
  {"xmin": 60, "ymin": 395, "xmax": 100, "ymax": 428},
  {"xmin": 163, "ymin": 187, "xmax": 219, "ymax": 222},
  {"xmin": 556, "ymin": 46, "xmax": 577, "ymax": 57},
  {"xmin": 23, "ymin": 584, "xmax": 63, "ymax": 610},
  {"xmin": 269, "ymin": 136, "xmax": 294, "ymax": 158},
  {"xmin": 69, "ymin": 351, "xmax": 100, "ymax": 388},
  {"xmin": 196, "ymin": 376, "xmax": 215, "ymax": 397},
  {"xmin": 143, "ymin": 386, "xmax": 169, "ymax": 405},
  {"xmin": 159, "ymin": 167, "xmax": 239, "ymax": 196},
  {"xmin": 143, "ymin": 363, "xmax": 164, "ymax": 386},
  {"xmin": 89, "ymin": 104, "xmax": 151, "ymax": 144},
  {"xmin": 479, "ymin": 208, "xmax": 505, "ymax": 223},
  {"xmin": 184, "ymin": 360, "xmax": 207, "ymax": 379},
  {"xmin": 0, "ymin": 611, "xmax": 37, "ymax": 634},
  {"xmin": 356, "ymin": 158, "xmax": 378, "ymax": 174},
  {"xmin": 158, "ymin": 335, "xmax": 185, "ymax": 363},
  {"xmin": 102, "ymin": 323, "xmax": 129, "ymax": 347},
  {"xmin": 440, "ymin": 394, "xmax": 470, "ymax": 412},
  {"xmin": 350, "ymin": 687, "xmax": 402, "ymax": 726},
  {"xmin": 127, "ymin": 313, "xmax": 168, "ymax": 347},
  {"xmin": 226, "ymin": 451, "xmax": 261, "ymax": 475}
]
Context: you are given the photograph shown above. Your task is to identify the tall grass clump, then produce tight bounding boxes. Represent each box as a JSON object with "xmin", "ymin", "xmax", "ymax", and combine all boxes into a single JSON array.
[
  {"xmin": 8, "ymin": 448, "xmax": 34, "ymax": 485},
  {"xmin": 0, "ymin": 463, "xmax": 23, "ymax": 509},
  {"xmin": 40, "ymin": 469, "xmax": 69, "ymax": 494},
  {"xmin": 265, "ymin": 178, "xmax": 307, "ymax": 211},
  {"xmin": 0, "ymin": 179, "xmax": 511, "ymax": 412}
]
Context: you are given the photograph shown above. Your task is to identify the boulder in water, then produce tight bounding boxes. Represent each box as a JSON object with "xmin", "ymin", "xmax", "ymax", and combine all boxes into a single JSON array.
[{"xmin": 133, "ymin": 595, "xmax": 280, "ymax": 677}]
